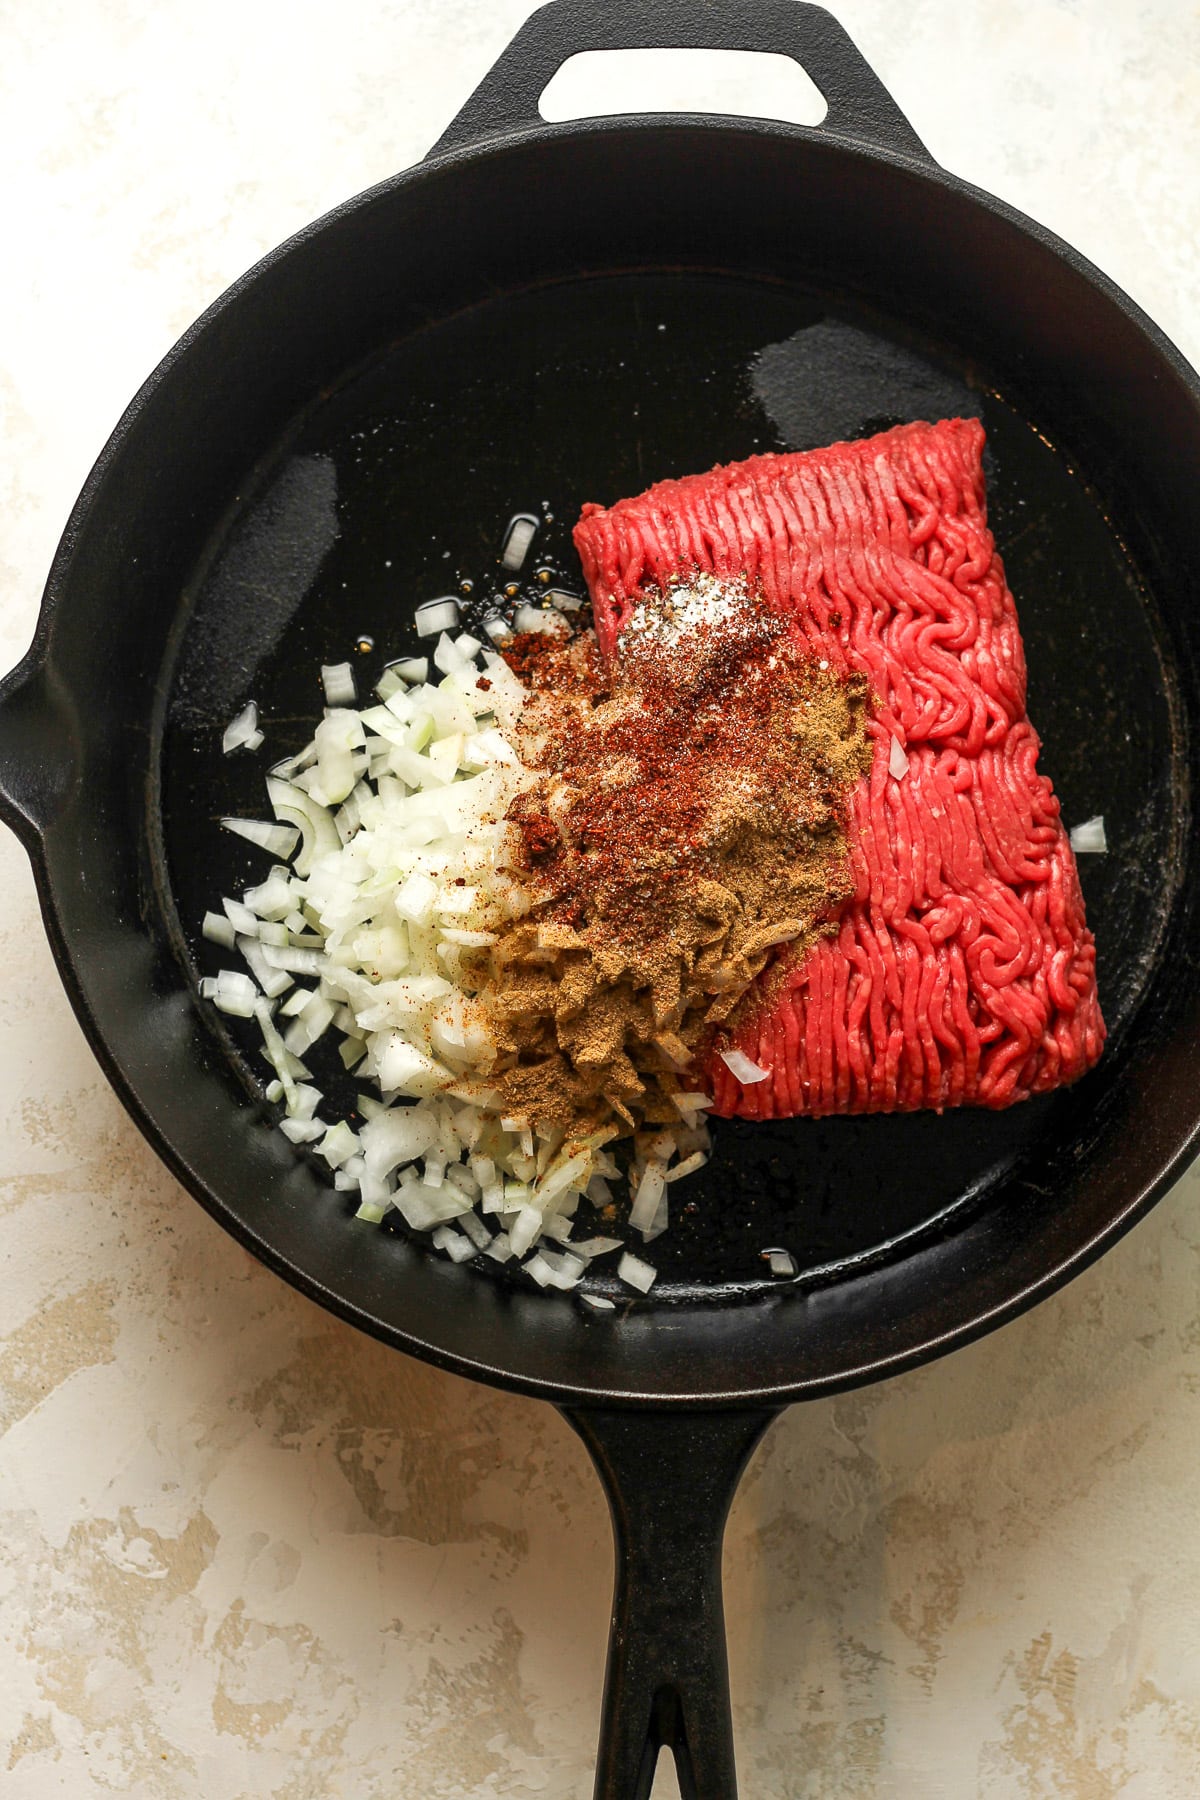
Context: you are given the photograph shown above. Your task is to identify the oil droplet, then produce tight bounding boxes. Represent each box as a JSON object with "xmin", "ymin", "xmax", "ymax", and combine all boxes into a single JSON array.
[
  {"xmin": 355, "ymin": 635, "xmax": 375, "ymax": 654},
  {"xmin": 460, "ymin": 579, "xmax": 474, "ymax": 595},
  {"xmin": 504, "ymin": 582, "xmax": 520, "ymax": 600},
  {"xmin": 536, "ymin": 568, "xmax": 552, "ymax": 585}
]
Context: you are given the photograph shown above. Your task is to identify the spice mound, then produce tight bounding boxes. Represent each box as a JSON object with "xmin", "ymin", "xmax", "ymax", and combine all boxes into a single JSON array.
[{"xmin": 485, "ymin": 574, "xmax": 872, "ymax": 1139}]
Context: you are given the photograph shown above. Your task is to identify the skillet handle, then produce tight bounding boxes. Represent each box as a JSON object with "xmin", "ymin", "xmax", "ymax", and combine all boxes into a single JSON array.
[
  {"xmin": 428, "ymin": 0, "xmax": 930, "ymax": 163},
  {"xmin": 0, "ymin": 653, "xmax": 77, "ymax": 848},
  {"xmin": 563, "ymin": 1404, "xmax": 779, "ymax": 1800}
]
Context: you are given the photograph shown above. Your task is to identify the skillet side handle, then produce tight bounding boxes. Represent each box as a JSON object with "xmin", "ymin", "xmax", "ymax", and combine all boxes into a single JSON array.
[
  {"xmin": 428, "ymin": 0, "xmax": 932, "ymax": 164},
  {"xmin": 563, "ymin": 1405, "xmax": 779, "ymax": 1800},
  {"xmin": 0, "ymin": 655, "xmax": 77, "ymax": 850}
]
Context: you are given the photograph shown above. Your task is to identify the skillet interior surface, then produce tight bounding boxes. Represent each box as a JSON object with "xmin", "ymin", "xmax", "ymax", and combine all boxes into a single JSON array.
[
  {"xmin": 162, "ymin": 269, "xmax": 1181, "ymax": 1297},
  {"xmin": 11, "ymin": 121, "xmax": 1200, "ymax": 1402}
]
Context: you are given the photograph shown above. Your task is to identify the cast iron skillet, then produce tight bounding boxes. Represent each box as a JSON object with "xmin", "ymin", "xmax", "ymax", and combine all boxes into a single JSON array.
[{"xmin": 3, "ymin": 2, "xmax": 1200, "ymax": 1793}]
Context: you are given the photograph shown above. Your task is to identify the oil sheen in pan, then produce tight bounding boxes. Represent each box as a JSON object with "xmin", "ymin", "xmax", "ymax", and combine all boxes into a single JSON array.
[{"xmin": 160, "ymin": 271, "xmax": 1181, "ymax": 1299}]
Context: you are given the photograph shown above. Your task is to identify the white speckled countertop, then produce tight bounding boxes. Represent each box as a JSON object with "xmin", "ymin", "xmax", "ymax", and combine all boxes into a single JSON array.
[{"xmin": 3, "ymin": 3, "xmax": 1200, "ymax": 1794}]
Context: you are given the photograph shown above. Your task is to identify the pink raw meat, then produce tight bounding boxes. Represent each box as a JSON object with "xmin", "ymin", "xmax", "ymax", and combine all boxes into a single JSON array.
[{"xmin": 573, "ymin": 419, "xmax": 1104, "ymax": 1117}]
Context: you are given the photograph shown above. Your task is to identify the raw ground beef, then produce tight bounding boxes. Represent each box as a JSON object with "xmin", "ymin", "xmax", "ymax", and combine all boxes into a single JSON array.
[{"xmin": 573, "ymin": 419, "xmax": 1105, "ymax": 1117}]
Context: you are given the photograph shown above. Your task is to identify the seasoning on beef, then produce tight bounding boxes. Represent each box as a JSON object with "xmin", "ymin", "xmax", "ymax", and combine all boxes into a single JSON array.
[
  {"xmin": 573, "ymin": 418, "xmax": 1105, "ymax": 1117},
  {"xmin": 483, "ymin": 588, "xmax": 871, "ymax": 1138}
]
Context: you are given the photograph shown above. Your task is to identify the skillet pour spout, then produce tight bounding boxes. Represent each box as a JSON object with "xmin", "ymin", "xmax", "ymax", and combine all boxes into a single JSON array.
[{"xmin": 4, "ymin": 0, "xmax": 1200, "ymax": 1795}]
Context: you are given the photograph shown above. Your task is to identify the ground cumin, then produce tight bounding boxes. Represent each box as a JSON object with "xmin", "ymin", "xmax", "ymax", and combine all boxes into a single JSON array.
[{"xmin": 474, "ymin": 578, "xmax": 872, "ymax": 1140}]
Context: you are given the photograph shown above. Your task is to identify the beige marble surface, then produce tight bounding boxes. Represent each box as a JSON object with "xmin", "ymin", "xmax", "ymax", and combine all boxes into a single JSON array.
[{"xmin": 3, "ymin": 2, "xmax": 1200, "ymax": 1793}]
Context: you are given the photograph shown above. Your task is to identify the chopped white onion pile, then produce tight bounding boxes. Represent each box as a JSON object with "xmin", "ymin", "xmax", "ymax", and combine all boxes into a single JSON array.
[
  {"xmin": 888, "ymin": 733, "xmax": 909, "ymax": 780},
  {"xmin": 501, "ymin": 513, "xmax": 538, "ymax": 571},
  {"xmin": 223, "ymin": 701, "xmax": 263, "ymax": 754},
  {"xmin": 1070, "ymin": 815, "xmax": 1108, "ymax": 854},
  {"xmin": 205, "ymin": 624, "xmax": 714, "ymax": 1298},
  {"xmin": 719, "ymin": 1049, "xmax": 770, "ymax": 1086}
]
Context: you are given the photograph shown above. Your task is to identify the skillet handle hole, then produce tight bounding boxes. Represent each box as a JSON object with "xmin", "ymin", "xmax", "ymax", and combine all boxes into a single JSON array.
[{"xmin": 538, "ymin": 48, "xmax": 828, "ymax": 128}]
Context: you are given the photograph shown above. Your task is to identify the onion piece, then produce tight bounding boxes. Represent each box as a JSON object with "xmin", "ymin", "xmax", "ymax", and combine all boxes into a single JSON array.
[
  {"xmin": 762, "ymin": 1247, "xmax": 798, "ymax": 1278},
  {"xmin": 458, "ymin": 1211, "xmax": 494, "ymax": 1252},
  {"xmin": 209, "ymin": 970, "xmax": 258, "ymax": 1018},
  {"xmin": 571, "ymin": 1237, "xmax": 624, "ymax": 1260},
  {"xmin": 222, "ymin": 897, "xmax": 260, "ymax": 936},
  {"xmin": 1070, "ymin": 815, "xmax": 1108, "ymax": 854},
  {"xmin": 202, "ymin": 910, "xmax": 237, "ymax": 949},
  {"xmin": 629, "ymin": 1162, "xmax": 667, "ymax": 1235},
  {"xmin": 888, "ymin": 734, "xmax": 909, "ymax": 780},
  {"xmin": 265, "ymin": 776, "xmax": 341, "ymax": 876},
  {"xmin": 221, "ymin": 817, "xmax": 301, "ymax": 859},
  {"xmin": 501, "ymin": 514, "xmax": 538, "ymax": 571},
  {"xmin": 415, "ymin": 598, "xmax": 461, "ymax": 638},
  {"xmin": 223, "ymin": 701, "xmax": 259, "ymax": 754},
  {"xmin": 719, "ymin": 1049, "xmax": 770, "ymax": 1085},
  {"xmin": 279, "ymin": 1116, "xmax": 325, "ymax": 1144},
  {"xmin": 237, "ymin": 935, "xmax": 292, "ymax": 1000},
  {"xmin": 321, "ymin": 662, "xmax": 357, "ymax": 707},
  {"xmin": 513, "ymin": 603, "xmax": 569, "ymax": 638},
  {"xmin": 318, "ymin": 1121, "xmax": 359, "ymax": 1168},
  {"xmin": 665, "ymin": 1151, "xmax": 708, "ymax": 1184},
  {"xmin": 617, "ymin": 1251, "xmax": 657, "ymax": 1294},
  {"xmin": 431, "ymin": 1224, "xmax": 477, "ymax": 1263},
  {"xmin": 253, "ymin": 997, "xmax": 296, "ymax": 1109}
]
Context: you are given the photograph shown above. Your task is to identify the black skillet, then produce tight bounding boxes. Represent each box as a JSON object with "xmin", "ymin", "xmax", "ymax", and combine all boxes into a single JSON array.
[{"xmin": 3, "ymin": 2, "xmax": 1199, "ymax": 1793}]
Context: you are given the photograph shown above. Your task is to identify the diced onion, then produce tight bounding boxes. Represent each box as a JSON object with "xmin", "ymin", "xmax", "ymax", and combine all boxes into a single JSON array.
[
  {"xmin": 629, "ymin": 1163, "xmax": 666, "ymax": 1235},
  {"xmin": 202, "ymin": 910, "xmax": 238, "ymax": 949},
  {"xmin": 513, "ymin": 603, "xmax": 569, "ymax": 638},
  {"xmin": 221, "ymin": 817, "xmax": 301, "ymax": 858},
  {"xmin": 1070, "ymin": 815, "xmax": 1108, "ymax": 854},
  {"xmin": 209, "ymin": 971, "xmax": 258, "ymax": 1018},
  {"xmin": 501, "ymin": 514, "xmax": 538, "ymax": 571},
  {"xmin": 205, "ymin": 606, "xmax": 717, "ymax": 1280},
  {"xmin": 321, "ymin": 662, "xmax": 357, "ymax": 707},
  {"xmin": 570, "ymin": 1236, "xmax": 624, "ymax": 1260},
  {"xmin": 666, "ymin": 1151, "xmax": 708, "ymax": 1183},
  {"xmin": 279, "ymin": 1116, "xmax": 325, "ymax": 1144},
  {"xmin": 617, "ymin": 1251, "xmax": 657, "ymax": 1293},
  {"xmin": 719, "ymin": 1049, "xmax": 770, "ymax": 1085},
  {"xmin": 415, "ymin": 598, "xmax": 461, "ymax": 638},
  {"xmin": 888, "ymin": 734, "xmax": 909, "ymax": 780},
  {"xmin": 431, "ymin": 1225, "xmax": 477, "ymax": 1263},
  {"xmin": 762, "ymin": 1247, "xmax": 797, "ymax": 1278},
  {"xmin": 223, "ymin": 701, "xmax": 259, "ymax": 754}
]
